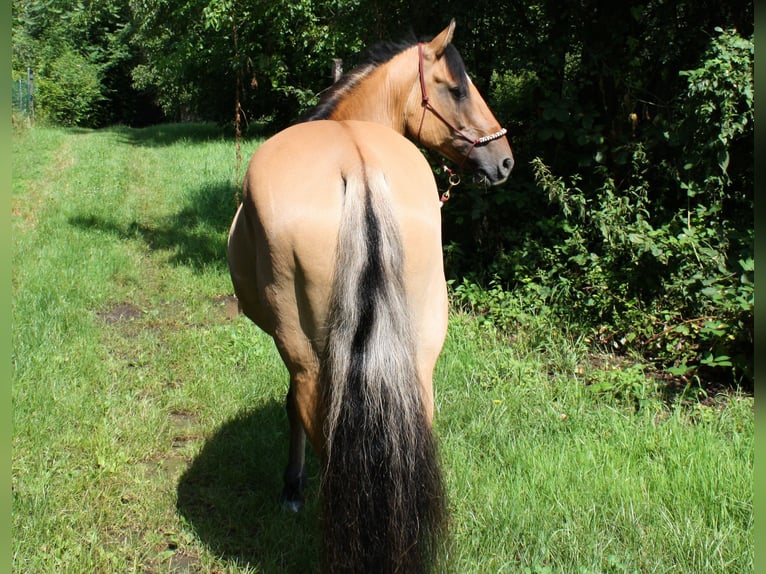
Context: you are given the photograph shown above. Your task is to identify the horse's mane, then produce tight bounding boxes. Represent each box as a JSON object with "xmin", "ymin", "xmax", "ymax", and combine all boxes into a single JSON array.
[{"xmin": 302, "ymin": 34, "xmax": 469, "ymax": 122}]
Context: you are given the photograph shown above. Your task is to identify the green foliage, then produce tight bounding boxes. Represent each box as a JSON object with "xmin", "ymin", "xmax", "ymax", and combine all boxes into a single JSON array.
[
  {"xmin": 13, "ymin": 0, "xmax": 155, "ymax": 126},
  {"xmin": 676, "ymin": 28, "xmax": 754, "ymax": 194},
  {"xmin": 36, "ymin": 48, "xmax": 105, "ymax": 126},
  {"xmin": 129, "ymin": 0, "xmax": 360, "ymax": 124},
  {"xmin": 476, "ymin": 28, "xmax": 753, "ymax": 385},
  {"xmin": 586, "ymin": 362, "xmax": 658, "ymax": 411}
]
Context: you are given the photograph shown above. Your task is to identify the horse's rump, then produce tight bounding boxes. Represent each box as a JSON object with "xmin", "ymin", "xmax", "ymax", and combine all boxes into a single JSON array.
[{"xmin": 229, "ymin": 120, "xmax": 447, "ymax": 405}]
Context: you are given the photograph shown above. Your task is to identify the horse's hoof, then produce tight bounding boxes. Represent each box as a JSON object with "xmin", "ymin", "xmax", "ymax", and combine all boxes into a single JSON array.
[
  {"xmin": 281, "ymin": 470, "xmax": 306, "ymax": 513},
  {"xmin": 280, "ymin": 497, "xmax": 304, "ymax": 513}
]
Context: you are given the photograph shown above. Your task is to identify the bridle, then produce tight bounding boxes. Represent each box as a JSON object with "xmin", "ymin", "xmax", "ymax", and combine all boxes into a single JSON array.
[{"xmin": 415, "ymin": 42, "xmax": 507, "ymax": 202}]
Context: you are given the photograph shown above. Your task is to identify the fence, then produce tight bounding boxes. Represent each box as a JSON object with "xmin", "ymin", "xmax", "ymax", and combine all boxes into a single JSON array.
[{"xmin": 12, "ymin": 68, "xmax": 34, "ymax": 120}]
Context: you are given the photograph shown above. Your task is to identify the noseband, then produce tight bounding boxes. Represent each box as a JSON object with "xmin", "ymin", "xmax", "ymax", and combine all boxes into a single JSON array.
[{"xmin": 415, "ymin": 43, "xmax": 507, "ymax": 174}]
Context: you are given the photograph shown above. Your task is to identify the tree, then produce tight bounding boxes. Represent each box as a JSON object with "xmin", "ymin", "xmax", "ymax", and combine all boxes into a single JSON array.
[
  {"xmin": 12, "ymin": 0, "xmax": 160, "ymax": 126},
  {"xmin": 129, "ymin": 0, "xmax": 363, "ymax": 125}
]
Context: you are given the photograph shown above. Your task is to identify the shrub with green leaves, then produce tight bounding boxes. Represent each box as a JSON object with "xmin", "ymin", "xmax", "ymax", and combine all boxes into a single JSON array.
[
  {"xmin": 37, "ymin": 48, "xmax": 105, "ymax": 127},
  {"xmin": 506, "ymin": 29, "xmax": 753, "ymax": 384}
]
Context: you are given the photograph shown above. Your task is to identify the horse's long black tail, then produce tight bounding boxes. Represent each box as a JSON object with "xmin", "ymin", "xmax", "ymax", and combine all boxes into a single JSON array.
[{"xmin": 320, "ymin": 167, "xmax": 446, "ymax": 574}]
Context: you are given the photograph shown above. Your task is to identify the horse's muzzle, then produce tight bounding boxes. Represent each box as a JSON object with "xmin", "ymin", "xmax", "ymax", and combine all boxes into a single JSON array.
[{"xmin": 477, "ymin": 153, "xmax": 514, "ymax": 186}]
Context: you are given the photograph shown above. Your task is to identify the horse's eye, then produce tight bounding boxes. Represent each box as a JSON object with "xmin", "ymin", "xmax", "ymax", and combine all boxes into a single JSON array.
[{"xmin": 449, "ymin": 86, "xmax": 466, "ymax": 101}]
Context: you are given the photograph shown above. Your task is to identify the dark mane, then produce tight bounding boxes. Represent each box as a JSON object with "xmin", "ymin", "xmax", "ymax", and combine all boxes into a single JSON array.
[
  {"xmin": 301, "ymin": 35, "xmax": 469, "ymax": 122},
  {"xmin": 302, "ymin": 39, "xmax": 415, "ymax": 122}
]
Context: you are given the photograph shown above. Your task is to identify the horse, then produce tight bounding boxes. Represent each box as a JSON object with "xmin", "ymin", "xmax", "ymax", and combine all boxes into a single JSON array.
[{"xmin": 227, "ymin": 20, "xmax": 513, "ymax": 574}]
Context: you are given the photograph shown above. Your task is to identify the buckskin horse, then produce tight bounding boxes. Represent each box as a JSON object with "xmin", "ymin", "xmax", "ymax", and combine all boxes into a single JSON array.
[{"xmin": 227, "ymin": 20, "xmax": 513, "ymax": 574}]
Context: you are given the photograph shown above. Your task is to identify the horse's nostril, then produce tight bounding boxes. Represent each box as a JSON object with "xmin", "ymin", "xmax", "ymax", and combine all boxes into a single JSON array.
[{"xmin": 503, "ymin": 156, "xmax": 515, "ymax": 174}]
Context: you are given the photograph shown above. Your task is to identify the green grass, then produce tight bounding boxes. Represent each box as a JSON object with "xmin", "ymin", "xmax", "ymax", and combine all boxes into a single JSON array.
[{"xmin": 12, "ymin": 123, "xmax": 753, "ymax": 573}]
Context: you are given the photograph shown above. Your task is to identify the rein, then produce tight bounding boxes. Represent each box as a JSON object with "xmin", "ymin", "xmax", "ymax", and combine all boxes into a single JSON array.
[{"xmin": 415, "ymin": 43, "xmax": 507, "ymax": 203}]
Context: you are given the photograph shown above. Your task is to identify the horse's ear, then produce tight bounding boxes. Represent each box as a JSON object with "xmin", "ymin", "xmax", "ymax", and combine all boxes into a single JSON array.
[{"xmin": 427, "ymin": 19, "xmax": 456, "ymax": 58}]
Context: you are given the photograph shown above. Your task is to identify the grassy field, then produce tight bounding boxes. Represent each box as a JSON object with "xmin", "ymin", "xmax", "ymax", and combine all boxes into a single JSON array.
[{"xmin": 12, "ymin": 123, "xmax": 753, "ymax": 573}]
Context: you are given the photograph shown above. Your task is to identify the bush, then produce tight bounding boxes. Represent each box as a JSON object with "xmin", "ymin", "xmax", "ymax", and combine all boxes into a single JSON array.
[
  {"xmin": 37, "ymin": 48, "xmax": 105, "ymax": 127},
  {"xmin": 451, "ymin": 28, "xmax": 753, "ymax": 387}
]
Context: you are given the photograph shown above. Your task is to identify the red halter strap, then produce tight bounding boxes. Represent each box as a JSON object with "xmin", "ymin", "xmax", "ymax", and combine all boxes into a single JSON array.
[{"xmin": 415, "ymin": 42, "xmax": 507, "ymax": 172}]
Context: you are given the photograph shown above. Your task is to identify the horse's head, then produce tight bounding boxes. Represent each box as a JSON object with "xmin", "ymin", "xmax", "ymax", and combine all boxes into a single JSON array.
[{"xmin": 406, "ymin": 20, "xmax": 514, "ymax": 186}]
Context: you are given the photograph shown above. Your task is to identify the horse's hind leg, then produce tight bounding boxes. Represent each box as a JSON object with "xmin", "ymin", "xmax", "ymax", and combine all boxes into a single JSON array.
[{"xmin": 281, "ymin": 386, "xmax": 307, "ymax": 512}]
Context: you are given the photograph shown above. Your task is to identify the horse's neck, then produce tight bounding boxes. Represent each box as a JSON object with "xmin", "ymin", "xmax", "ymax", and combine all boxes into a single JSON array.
[{"xmin": 329, "ymin": 51, "xmax": 416, "ymax": 135}]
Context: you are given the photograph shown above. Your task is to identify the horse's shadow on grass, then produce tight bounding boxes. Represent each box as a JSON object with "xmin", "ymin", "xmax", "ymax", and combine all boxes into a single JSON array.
[{"xmin": 177, "ymin": 400, "xmax": 321, "ymax": 573}]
